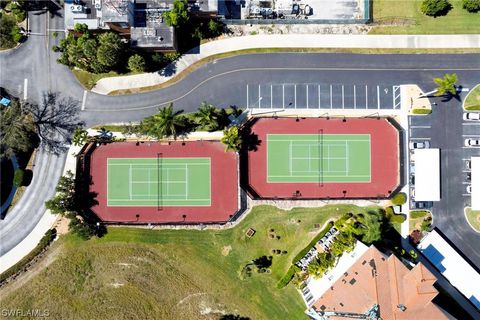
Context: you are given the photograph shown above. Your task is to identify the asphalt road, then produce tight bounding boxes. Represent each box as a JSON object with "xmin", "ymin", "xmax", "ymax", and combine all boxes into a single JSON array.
[
  {"xmin": 409, "ymin": 94, "xmax": 480, "ymax": 270},
  {"xmin": 1, "ymin": 8, "xmax": 480, "ymax": 270}
]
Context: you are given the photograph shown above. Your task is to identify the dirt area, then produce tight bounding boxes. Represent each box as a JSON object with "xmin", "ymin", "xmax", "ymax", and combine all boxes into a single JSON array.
[
  {"xmin": 52, "ymin": 216, "xmax": 70, "ymax": 235},
  {"xmin": 227, "ymin": 23, "xmax": 371, "ymax": 36},
  {"xmin": 221, "ymin": 245, "xmax": 232, "ymax": 256}
]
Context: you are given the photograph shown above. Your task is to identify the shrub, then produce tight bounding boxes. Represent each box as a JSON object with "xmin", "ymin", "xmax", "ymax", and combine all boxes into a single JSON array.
[
  {"xmin": 52, "ymin": 31, "xmax": 58, "ymax": 38},
  {"xmin": 390, "ymin": 214, "xmax": 406, "ymax": 224},
  {"xmin": 412, "ymin": 108, "xmax": 432, "ymax": 114},
  {"xmin": 292, "ymin": 221, "xmax": 333, "ymax": 263},
  {"xmin": 277, "ymin": 265, "xmax": 300, "ymax": 289},
  {"xmin": 391, "ymin": 192, "xmax": 407, "ymax": 205},
  {"xmin": 13, "ymin": 169, "xmax": 24, "ymax": 187},
  {"xmin": 421, "ymin": 0, "xmax": 452, "ymax": 16},
  {"xmin": 463, "ymin": 0, "xmax": 480, "ymax": 12},
  {"xmin": 128, "ymin": 54, "xmax": 146, "ymax": 72},
  {"xmin": 52, "ymin": 45, "xmax": 61, "ymax": 52},
  {"xmin": 410, "ymin": 210, "xmax": 428, "ymax": 219}
]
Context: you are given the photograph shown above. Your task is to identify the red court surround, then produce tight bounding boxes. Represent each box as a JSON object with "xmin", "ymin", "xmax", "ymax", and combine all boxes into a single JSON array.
[
  {"xmin": 88, "ymin": 141, "xmax": 239, "ymax": 223},
  {"xmin": 246, "ymin": 117, "xmax": 400, "ymax": 199}
]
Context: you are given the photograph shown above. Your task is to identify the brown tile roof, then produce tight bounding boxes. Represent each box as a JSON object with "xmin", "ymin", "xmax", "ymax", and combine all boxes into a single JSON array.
[{"xmin": 312, "ymin": 245, "xmax": 447, "ymax": 320}]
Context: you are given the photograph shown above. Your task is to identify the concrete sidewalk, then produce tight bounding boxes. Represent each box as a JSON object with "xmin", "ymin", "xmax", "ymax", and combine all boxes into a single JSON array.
[{"xmin": 92, "ymin": 34, "xmax": 480, "ymax": 95}]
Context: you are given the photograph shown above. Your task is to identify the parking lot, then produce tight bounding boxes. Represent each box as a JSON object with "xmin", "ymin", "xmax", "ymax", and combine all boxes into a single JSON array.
[{"xmin": 246, "ymin": 83, "xmax": 401, "ymax": 110}]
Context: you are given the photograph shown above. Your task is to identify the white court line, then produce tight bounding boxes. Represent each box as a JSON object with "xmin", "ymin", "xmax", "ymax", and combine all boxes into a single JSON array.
[
  {"xmin": 289, "ymin": 141, "xmax": 292, "ymax": 175},
  {"xmin": 308, "ymin": 144, "xmax": 311, "ymax": 171},
  {"xmin": 23, "ymin": 78, "xmax": 28, "ymax": 100},
  {"xmin": 147, "ymin": 169, "xmax": 151, "ymax": 196},
  {"xmin": 326, "ymin": 145, "xmax": 330, "ymax": 171},
  {"xmin": 292, "ymin": 157, "xmax": 347, "ymax": 160},
  {"xmin": 185, "ymin": 164, "xmax": 189, "ymax": 200},
  {"xmin": 81, "ymin": 90, "xmax": 87, "ymax": 110},
  {"xmin": 345, "ymin": 141, "xmax": 349, "ymax": 175},
  {"xmin": 353, "ymin": 85, "xmax": 356, "ymax": 109},
  {"xmin": 330, "ymin": 85, "xmax": 333, "ymax": 108},
  {"xmin": 129, "ymin": 165, "xmax": 132, "ymax": 200},
  {"xmin": 377, "ymin": 85, "xmax": 380, "ymax": 109},
  {"xmin": 269, "ymin": 175, "xmax": 371, "ymax": 178}
]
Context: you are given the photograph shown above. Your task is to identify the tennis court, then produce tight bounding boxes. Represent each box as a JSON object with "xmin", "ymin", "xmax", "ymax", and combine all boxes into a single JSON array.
[
  {"xmin": 107, "ymin": 157, "xmax": 211, "ymax": 206},
  {"xmin": 267, "ymin": 134, "xmax": 371, "ymax": 183}
]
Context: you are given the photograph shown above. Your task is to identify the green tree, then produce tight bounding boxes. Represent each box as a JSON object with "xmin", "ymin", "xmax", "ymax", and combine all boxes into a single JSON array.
[
  {"xmin": 164, "ymin": 0, "xmax": 189, "ymax": 27},
  {"xmin": 72, "ymin": 128, "xmax": 89, "ymax": 146},
  {"xmin": 208, "ymin": 19, "xmax": 223, "ymax": 36},
  {"xmin": 128, "ymin": 54, "xmax": 146, "ymax": 72},
  {"xmin": 221, "ymin": 126, "xmax": 242, "ymax": 152},
  {"xmin": 0, "ymin": 13, "xmax": 18, "ymax": 49},
  {"xmin": 421, "ymin": 0, "xmax": 452, "ymax": 17},
  {"xmin": 463, "ymin": 0, "xmax": 480, "ymax": 12},
  {"xmin": 74, "ymin": 23, "xmax": 89, "ymax": 34},
  {"xmin": 96, "ymin": 32, "xmax": 123, "ymax": 70},
  {"xmin": 359, "ymin": 213, "xmax": 383, "ymax": 244},
  {"xmin": 434, "ymin": 73, "xmax": 458, "ymax": 96},
  {"xmin": 140, "ymin": 104, "xmax": 185, "ymax": 139},
  {"xmin": 13, "ymin": 169, "xmax": 25, "ymax": 187},
  {"xmin": 195, "ymin": 102, "xmax": 220, "ymax": 131},
  {"xmin": 0, "ymin": 100, "xmax": 38, "ymax": 157},
  {"xmin": 45, "ymin": 171, "xmax": 76, "ymax": 216}
]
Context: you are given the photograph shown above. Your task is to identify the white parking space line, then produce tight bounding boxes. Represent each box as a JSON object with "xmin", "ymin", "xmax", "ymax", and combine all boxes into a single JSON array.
[
  {"xmin": 246, "ymin": 84, "xmax": 249, "ymax": 108},
  {"xmin": 330, "ymin": 85, "xmax": 333, "ymax": 109},
  {"xmin": 81, "ymin": 90, "xmax": 88, "ymax": 111},
  {"xmin": 318, "ymin": 85, "xmax": 321, "ymax": 108},
  {"xmin": 461, "ymin": 88, "xmax": 470, "ymax": 92},
  {"xmin": 377, "ymin": 85, "xmax": 380, "ymax": 109},
  {"xmin": 462, "ymin": 122, "xmax": 480, "ymax": 125},
  {"xmin": 258, "ymin": 85, "xmax": 261, "ymax": 108},
  {"xmin": 282, "ymin": 84, "xmax": 285, "ymax": 108},
  {"xmin": 23, "ymin": 78, "xmax": 28, "ymax": 100},
  {"xmin": 365, "ymin": 85, "xmax": 368, "ymax": 109},
  {"xmin": 294, "ymin": 84, "xmax": 297, "ymax": 109},
  {"xmin": 353, "ymin": 85, "xmax": 356, "ymax": 109},
  {"xmin": 271, "ymin": 85, "xmax": 273, "ymax": 108},
  {"xmin": 410, "ymin": 125, "xmax": 431, "ymax": 129},
  {"xmin": 342, "ymin": 85, "xmax": 345, "ymax": 109},
  {"xmin": 462, "ymin": 134, "xmax": 480, "ymax": 137},
  {"xmin": 306, "ymin": 85, "xmax": 309, "ymax": 109},
  {"xmin": 410, "ymin": 137, "xmax": 431, "ymax": 140}
]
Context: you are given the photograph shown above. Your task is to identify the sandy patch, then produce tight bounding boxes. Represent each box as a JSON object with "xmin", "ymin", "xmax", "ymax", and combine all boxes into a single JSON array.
[{"xmin": 221, "ymin": 246, "xmax": 232, "ymax": 256}]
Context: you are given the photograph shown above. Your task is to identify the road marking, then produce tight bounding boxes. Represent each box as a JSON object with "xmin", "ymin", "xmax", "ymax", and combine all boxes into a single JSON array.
[
  {"xmin": 246, "ymin": 84, "xmax": 249, "ymax": 108},
  {"xmin": 306, "ymin": 85, "xmax": 309, "ymax": 109},
  {"xmin": 258, "ymin": 85, "xmax": 261, "ymax": 108},
  {"xmin": 342, "ymin": 85, "xmax": 345, "ymax": 109},
  {"xmin": 365, "ymin": 85, "xmax": 368, "ymax": 109},
  {"xmin": 23, "ymin": 78, "xmax": 28, "ymax": 100},
  {"xmin": 81, "ymin": 90, "xmax": 88, "ymax": 110},
  {"xmin": 462, "ymin": 134, "xmax": 480, "ymax": 137},
  {"xmin": 377, "ymin": 85, "xmax": 380, "ymax": 109},
  {"xmin": 271, "ymin": 84, "xmax": 273, "ymax": 108},
  {"xmin": 282, "ymin": 84, "xmax": 285, "ymax": 109},
  {"xmin": 330, "ymin": 85, "xmax": 333, "ymax": 109},
  {"xmin": 318, "ymin": 85, "xmax": 321, "ymax": 108},
  {"xmin": 462, "ymin": 122, "xmax": 480, "ymax": 125},
  {"xmin": 461, "ymin": 88, "xmax": 470, "ymax": 92},
  {"xmin": 410, "ymin": 137, "xmax": 431, "ymax": 140},
  {"xmin": 410, "ymin": 125, "xmax": 431, "ymax": 129},
  {"xmin": 294, "ymin": 84, "xmax": 297, "ymax": 109},
  {"xmin": 353, "ymin": 85, "xmax": 356, "ymax": 109}
]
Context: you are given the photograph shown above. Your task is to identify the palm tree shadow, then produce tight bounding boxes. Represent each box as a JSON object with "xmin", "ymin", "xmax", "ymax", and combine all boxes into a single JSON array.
[
  {"xmin": 440, "ymin": 85, "xmax": 463, "ymax": 102},
  {"xmin": 241, "ymin": 126, "xmax": 261, "ymax": 152}
]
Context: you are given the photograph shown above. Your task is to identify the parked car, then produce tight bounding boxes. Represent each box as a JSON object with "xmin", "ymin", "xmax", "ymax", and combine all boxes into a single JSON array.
[
  {"xmin": 414, "ymin": 201, "xmax": 433, "ymax": 209},
  {"xmin": 465, "ymin": 139, "xmax": 480, "ymax": 147},
  {"xmin": 409, "ymin": 140, "xmax": 430, "ymax": 149},
  {"xmin": 463, "ymin": 113, "xmax": 480, "ymax": 121},
  {"xmin": 466, "ymin": 172, "xmax": 471, "ymax": 182},
  {"xmin": 467, "ymin": 185, "xmax": 472, "ymax": 194},
  {"xmin": 410, "ymin": 175, "xmax": 415, "ymax": 185}
]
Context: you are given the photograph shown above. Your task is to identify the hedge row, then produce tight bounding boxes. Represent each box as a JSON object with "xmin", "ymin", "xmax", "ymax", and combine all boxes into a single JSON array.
[
  {"xmin": 277, "ymin": 264, "xmax": 301, "ymax": 289},
  {"xmin": 0, "ymin": 229, "xmax": 57, "ymax": 284},
  {"xmin": 412, "ymin": 108, "xmax": 432, "ymax": 115}
]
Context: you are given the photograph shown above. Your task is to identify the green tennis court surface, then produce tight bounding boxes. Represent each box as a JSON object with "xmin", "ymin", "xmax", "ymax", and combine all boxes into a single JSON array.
[
  {"xmin": 267, "ymin": 134, "xmax": 371, "ymax": 183},
  {"xmin": 107, "ymin": 158, "xmax": 211, "ymax": 206}
]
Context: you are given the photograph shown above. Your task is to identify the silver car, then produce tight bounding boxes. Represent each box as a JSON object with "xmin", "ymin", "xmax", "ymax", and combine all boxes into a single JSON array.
[
  {"xmin": 409, "ymin": 140, "xmax": 430, "ymax": 149},
  {"xmin": 465, "ymin": 139, "xmax": 480, "ymax": 147},
  {"xmin": 463, "ymin": 113, "xmax": 480, "ymax": 121}
]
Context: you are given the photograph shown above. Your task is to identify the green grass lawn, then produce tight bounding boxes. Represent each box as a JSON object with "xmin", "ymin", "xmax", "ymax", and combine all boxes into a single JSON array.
[
  {"xmin": 370, "ymin": 0, "xmax": 480, "ymax": 34},
  {"xmin": 465, "ymin": 85, "xmax": 480, "ymax": 110},
  {"xmin": 0, "ymin": 204, "xmax": 383, "ymax": 319},
  {"xmin": 72, "ymin": 69, "xmax": 141, "ymax": 90},
  {"xmin": 465, "ymin": 208, "xmax": 480, "ymax": 232},
  {"xmin": 409, "ymin": 210, "xmax": 431, "ymax": 232}
]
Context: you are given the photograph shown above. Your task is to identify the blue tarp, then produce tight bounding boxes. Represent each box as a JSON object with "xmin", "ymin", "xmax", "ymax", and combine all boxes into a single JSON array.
[{"xmin": 0, "ymin": 97, "xmax": 11, "ymax": 107}]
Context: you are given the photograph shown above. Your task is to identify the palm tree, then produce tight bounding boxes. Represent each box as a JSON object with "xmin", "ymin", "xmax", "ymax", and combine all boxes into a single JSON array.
[
  {"xmin": 142, "ymin": 104, "xmax": 185, "ymax": 139},
  {"xmin": 434, "ymin": 73, "xmax": 458, "ymax": 96},
  {"xmin": 359, "ymin": 213, "xmax": 383, "ymax": 244},
  {"xmin": 72, "ymin": 128, "xmax": 89, "ymax": 146},
  {"xmin": 221, "ymin": 126, "xmax": 242, "ymax": 152},
  {"xmin": 195, "ymin": 102, "xmax": 219, "ymax": 131}
]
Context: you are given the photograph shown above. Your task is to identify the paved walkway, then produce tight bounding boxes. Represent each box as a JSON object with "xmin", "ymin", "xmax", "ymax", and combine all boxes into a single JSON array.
[{"xmin": 93, "ymin": 34, "xmax": 480, "ymax": 95}]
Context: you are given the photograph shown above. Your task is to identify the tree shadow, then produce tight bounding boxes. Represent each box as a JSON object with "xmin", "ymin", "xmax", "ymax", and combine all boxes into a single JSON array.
[
  {"xmin": 241, "ymin": 126, "xmax": 261, "ymax": 152},
  {"xmin": 439, "ymin": 85, "xmax": 463, "ymax": 103},
  {"xmin": 28, "ymin": 0, "xmax": 63, "ymax": 19},
  {"xmin": 157, "ymin": 62, "xmax": 177, "ymax": 77},
  {"xmin": 27, "ymin": 92, "xmax": 84, "ymax": 155},
  {"xmin": 220, "ymin": 315, "xmax": 251, "ymax": 320}
]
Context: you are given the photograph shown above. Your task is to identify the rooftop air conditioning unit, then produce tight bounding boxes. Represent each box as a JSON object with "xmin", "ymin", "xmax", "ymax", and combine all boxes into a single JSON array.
[
  {"xmin": 71, "ymin": 5, "xmax": 83, "ymax": 13},
  {"xmin": 95, "ymin": 0, "xmax": 102, "ymax": 10}
]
